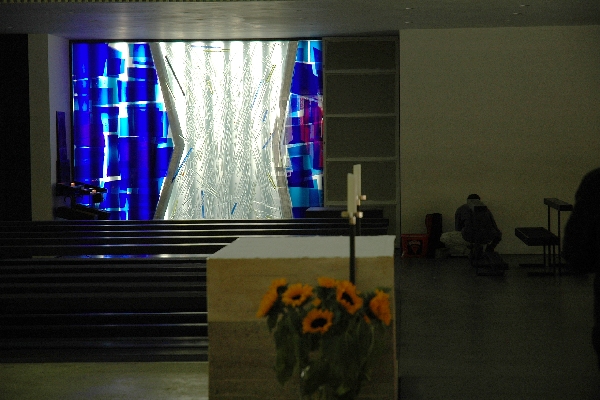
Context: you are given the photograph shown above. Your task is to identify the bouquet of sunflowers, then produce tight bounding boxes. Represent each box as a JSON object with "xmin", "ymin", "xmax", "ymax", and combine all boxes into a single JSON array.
[{"xmin": 256, "ymin": 277, "xmax": 392, "ymax": 400}]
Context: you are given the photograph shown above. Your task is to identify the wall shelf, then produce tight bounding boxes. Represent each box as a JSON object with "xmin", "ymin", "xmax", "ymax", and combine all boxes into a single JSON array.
[{"xmin": 323, "ymin": 37, "xmax": 400, "ymax": 245}]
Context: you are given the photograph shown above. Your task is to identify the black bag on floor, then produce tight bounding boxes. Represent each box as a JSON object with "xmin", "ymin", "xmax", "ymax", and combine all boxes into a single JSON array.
[{"xmin": 426, "ymin": 213, "xmax": 443, "ymax": 258}]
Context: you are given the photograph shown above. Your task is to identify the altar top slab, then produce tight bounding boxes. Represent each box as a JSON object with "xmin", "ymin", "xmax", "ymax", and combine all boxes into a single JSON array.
[{"xmin": 208, "ymin": 235, "xmax": 396, "ymax": 259}]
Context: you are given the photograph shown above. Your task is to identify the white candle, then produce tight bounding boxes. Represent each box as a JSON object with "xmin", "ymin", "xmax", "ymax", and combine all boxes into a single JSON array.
[
  {"xmin": 353, "ymin": 164, "xmax": 361, "ymax": 205},
  {"xmin": 347, "ymin": 173, "xmax": 357, "ymax": 216}
]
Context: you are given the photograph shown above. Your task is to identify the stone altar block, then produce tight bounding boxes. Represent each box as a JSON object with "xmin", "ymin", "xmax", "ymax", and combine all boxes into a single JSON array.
[{"xmin": 207, "ymin": 235, "xmax": 397, "ymax": 399}]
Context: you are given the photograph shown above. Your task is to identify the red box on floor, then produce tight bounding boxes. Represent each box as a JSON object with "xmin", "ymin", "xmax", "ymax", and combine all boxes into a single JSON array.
[{"xmin": 401, "ymin": 234, "xmax": 428, "ymax": 258}]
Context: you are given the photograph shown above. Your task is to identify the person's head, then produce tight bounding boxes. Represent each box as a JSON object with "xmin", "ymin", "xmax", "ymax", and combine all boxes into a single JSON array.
[{"xmin": 467, "ymin": 194, "xmax": 481, "ymax": 201}]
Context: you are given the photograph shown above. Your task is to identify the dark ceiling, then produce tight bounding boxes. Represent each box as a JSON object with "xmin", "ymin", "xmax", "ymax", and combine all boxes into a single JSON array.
[{"xmin": 1, "ymin": 0, "xmax": 600, "ymax": 41}]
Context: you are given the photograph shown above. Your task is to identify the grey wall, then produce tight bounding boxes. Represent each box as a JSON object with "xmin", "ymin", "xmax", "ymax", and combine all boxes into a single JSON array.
[
  {"xmin": 28, "ymin": 34, "xmax": 71, "ymax": 220},
  {"xmin": 400, "ymin": 26, "xmax": 600, "ymax": 254}
]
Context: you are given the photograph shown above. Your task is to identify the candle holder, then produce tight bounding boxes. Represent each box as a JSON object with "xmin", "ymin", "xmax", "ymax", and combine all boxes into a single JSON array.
[
  {"xmin": 342, "ymin": 210, "xmax": 363, "ymax": 284},
  {"xmin": 344, "ymin": 167, "xmax": 366, "ymax": 285},
  {"xmin": 356, "ymin": 194, "xmax": 366, "ymax": 236}
]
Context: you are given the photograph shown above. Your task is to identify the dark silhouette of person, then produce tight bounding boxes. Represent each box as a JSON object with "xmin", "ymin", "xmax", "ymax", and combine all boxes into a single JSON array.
[
  {"xmin": 563, "ymin": 168, "xmax": 600, "ymax": 368},
  {"xmin": 455, "ymin": 194, "xmax": 502, "ymax": 253}
]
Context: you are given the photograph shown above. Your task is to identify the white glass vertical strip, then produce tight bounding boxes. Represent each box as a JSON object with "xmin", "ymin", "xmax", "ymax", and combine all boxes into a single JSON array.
[
  {"xmin": 154, "ymin": 41, "xmax": 292, "ymax": 220},
  {"xmin": 151, "ymin": 42, "xmax": 185, "ymax": 220}
]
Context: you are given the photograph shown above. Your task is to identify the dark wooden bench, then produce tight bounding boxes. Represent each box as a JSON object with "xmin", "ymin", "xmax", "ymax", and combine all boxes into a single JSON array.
[
  {"xmin": 0, "ymin": 217, "xmax": 389, "ymax": 362},
  {"xmin": 0, "ymin": 218, "xmax": 388, "ymax": 258},
  {"xmin": 514, "ymin": 198, "xmax": 573, "ymax": 276},
  {"xmin": 0, "ymin": 257, "xmax": 208, "ymax": 362}
]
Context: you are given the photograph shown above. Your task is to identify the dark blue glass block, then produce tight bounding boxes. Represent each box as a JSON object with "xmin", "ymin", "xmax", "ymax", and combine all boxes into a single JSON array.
[
  {"xmin": 89, "ymin": 43, "xmax": 109, "ymax": 78},
  {"xmin": 91, "ymin": 86, "xmax": 109, "ymax": 106},
  {"xmin": 292, "ymin": 207, "xmax": 308, "ymax": 219},
  {"xmin": 73, "ymin": 147, "xmax": 91, "ymax": 177},
  {"xmin": 71, "ymin": 43, "xmax": 89, "ymax": 79},
  {"xmin": 312, "ymin": 45, "xmax": 322, "ymax": 63},
  {"xmin": 73, "ymin": 79, "xmax": 90, "ymax": 96},
  {"xmin": 104, "ymin": 182, "xmax": 120, "ymax": 205},
  {"xmin": 125, "ymin": 81, "xmax": 157, "ymax": 102},
  {"xmin": 106, "ymin": 134, "xmax": 120, "ymax": 177},
  {"xmin": 287, "ymin": 168, "xmax": 314, "ymax": 188},
  {"xmin": 309, "ymin": 188, "xmax": 322, "ymax": 206},
  {"xmin": 155, "ymin": 147, "xmax": 173, "ymax": 177},
  {"xmin": 87, "ymin": 146, "xmax": 105, "ymax": 181},
  {"xmin": 287, "ymin": 170, "xmax": 302, "ymax": 186},
  {"xmin": 128, "ymin": 66, "xmax": 158, "ymax": 82},
  {"xmin": 289, "ymin": 95, "xmax": 299, "ymax": 111},
  {"xmin": 117, "ymin": 136, "xmax": 131, "ymax": 183},
  {"xmin": 296, "ymin": 41, "xmax": 310, "ymax": 63},
  {"xmin": 128, "ymin": 193, "xmax": 152, "ymax": 220},
  {"xmin": 135, "ymin": 178, "xmax": 152, "ymax": 194},
  {"xmin": 290, "ymin": 63, "xmax": 321, "ymax": 96},
  {"xmin": 311, "ymin": 141, "xmax": 323, "ymax": 170},
  {"xmin": 72, "ymin": 110, "xmax": 90, "ymax": 134},
  {"xmin": 127, "ymin": 105, "xmax": 163, "ymax": 136},
  {"xmin": 289, "ymin": 156, "xmax": 305, "ymax": 172},
  {"xmin": 107, "ymin": 57, "xmax": 124, "ymax": 77},
  {"xmin": 107, "ymin": 110, "xmax": 119, "ymax": 132},
  {"xmin": 300, "ymin": 169, "xmax": 315, "ymax": 188},
  {"xmin": 107, "ymin": 45, "xmax": 123, "ymax": 60}
]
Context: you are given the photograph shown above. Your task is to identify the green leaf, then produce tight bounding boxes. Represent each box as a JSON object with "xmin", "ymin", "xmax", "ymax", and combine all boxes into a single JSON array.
[
  {"xmin": 267, "ymin": 311, "xmax": 278, "ymax": 332},
  {"xmin": 274, "ymin": 330, "xmax": 296, "ymax": 385},
  {"xmin": 300, "ymin": 359, "xmax": 330, "ymax": 396}
]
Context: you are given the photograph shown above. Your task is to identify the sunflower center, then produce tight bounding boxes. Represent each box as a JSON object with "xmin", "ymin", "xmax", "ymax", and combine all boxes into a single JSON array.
[
  {"xmin": 292, "ymin": 294, "xmax": 302, "ymax": 300},
  {"xmin": 342, "ymin": 292, "xmax": 354, "ymax": 305},
  {"xmin": 311, "ymin": 317, "xmax": 327, "ymax": 328}
]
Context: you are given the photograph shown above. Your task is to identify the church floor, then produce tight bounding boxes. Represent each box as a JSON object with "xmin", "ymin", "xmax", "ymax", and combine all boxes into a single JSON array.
[
  {"xmin": 398, "ymin": 254, "xmax": 600, "ymax": 399},
  {"xmin": 0, "ymin": 362, "xmax": 208, "ymax": 400},
  {"xmin": 1, "ymin": 254, "xmax": 599, "ymax": 399}
]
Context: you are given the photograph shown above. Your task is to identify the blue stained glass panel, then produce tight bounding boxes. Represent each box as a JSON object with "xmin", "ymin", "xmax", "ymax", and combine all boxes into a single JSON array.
[
  {"xmin": 72, "ymin": 42, "xmax": 172, "ymax": 220},
  {"xmin": 285, "ymin": 40, "xmax": 324, "ymax": 218}
]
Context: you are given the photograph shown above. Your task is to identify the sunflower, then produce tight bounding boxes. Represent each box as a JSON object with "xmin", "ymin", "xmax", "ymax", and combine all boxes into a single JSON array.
[
  {"xmin": 302, "ymin": 308, "xmax": 334, "ymax": 334},
  {"xmin": 256, "ymin": 288, "xmax": 279, "ymax": 318},
  {"xmin": 317, "ymin": 276, "xmax": 337, "ymax": 288},
  {"xmin": 336, "ymin": 280, "xmax": 363, "ymax": 314},
  {"xmin": 281, "ymin": 283, "xmax": 313, "ymax": 307},
  {"xmin": 270, "ymin": 278, "xmax": 288, "ymax": 291},
  {"xmin": 369, "ymin": 290, "xmax": 392, "ymax": 326}
]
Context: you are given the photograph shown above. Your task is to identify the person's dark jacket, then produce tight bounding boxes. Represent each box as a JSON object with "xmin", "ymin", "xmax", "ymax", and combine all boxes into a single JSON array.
[
  {"xmin": 455, "ymin": 199, "xmax": 501, "ymax": 244},
  {"xmin": 563, "ymin": 168, "xmax": 600, "ymax": 368}
]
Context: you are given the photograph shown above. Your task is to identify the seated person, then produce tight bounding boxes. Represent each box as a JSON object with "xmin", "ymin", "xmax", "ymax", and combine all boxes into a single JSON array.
[{"xmin": 455, "ymin": 194, "xmax": 502, "ymax": 253}]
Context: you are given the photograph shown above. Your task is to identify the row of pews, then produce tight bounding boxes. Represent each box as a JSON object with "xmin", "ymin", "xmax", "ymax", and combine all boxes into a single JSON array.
[{"xmin": 0, "ymin": 217, "xmax": 388, "ymax": 362}]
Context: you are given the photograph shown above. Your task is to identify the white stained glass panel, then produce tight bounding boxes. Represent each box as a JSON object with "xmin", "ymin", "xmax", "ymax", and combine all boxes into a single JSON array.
[{"xmin": 152, "ymin": 41, "xmax": 295, "ymax": 219}]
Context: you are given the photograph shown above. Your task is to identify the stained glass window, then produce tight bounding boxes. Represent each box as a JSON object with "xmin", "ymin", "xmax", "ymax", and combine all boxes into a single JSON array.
[
  {"xmin": 72, "ymin": 42, "xmax": 172, "ymax": 220},
  {"xmin": 71, "ymin": 40, "xmax": 322, "ymax": 220},
  {"xmin": 286, "ymin": 40, "xmax": 323, "ymax": 218}
]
